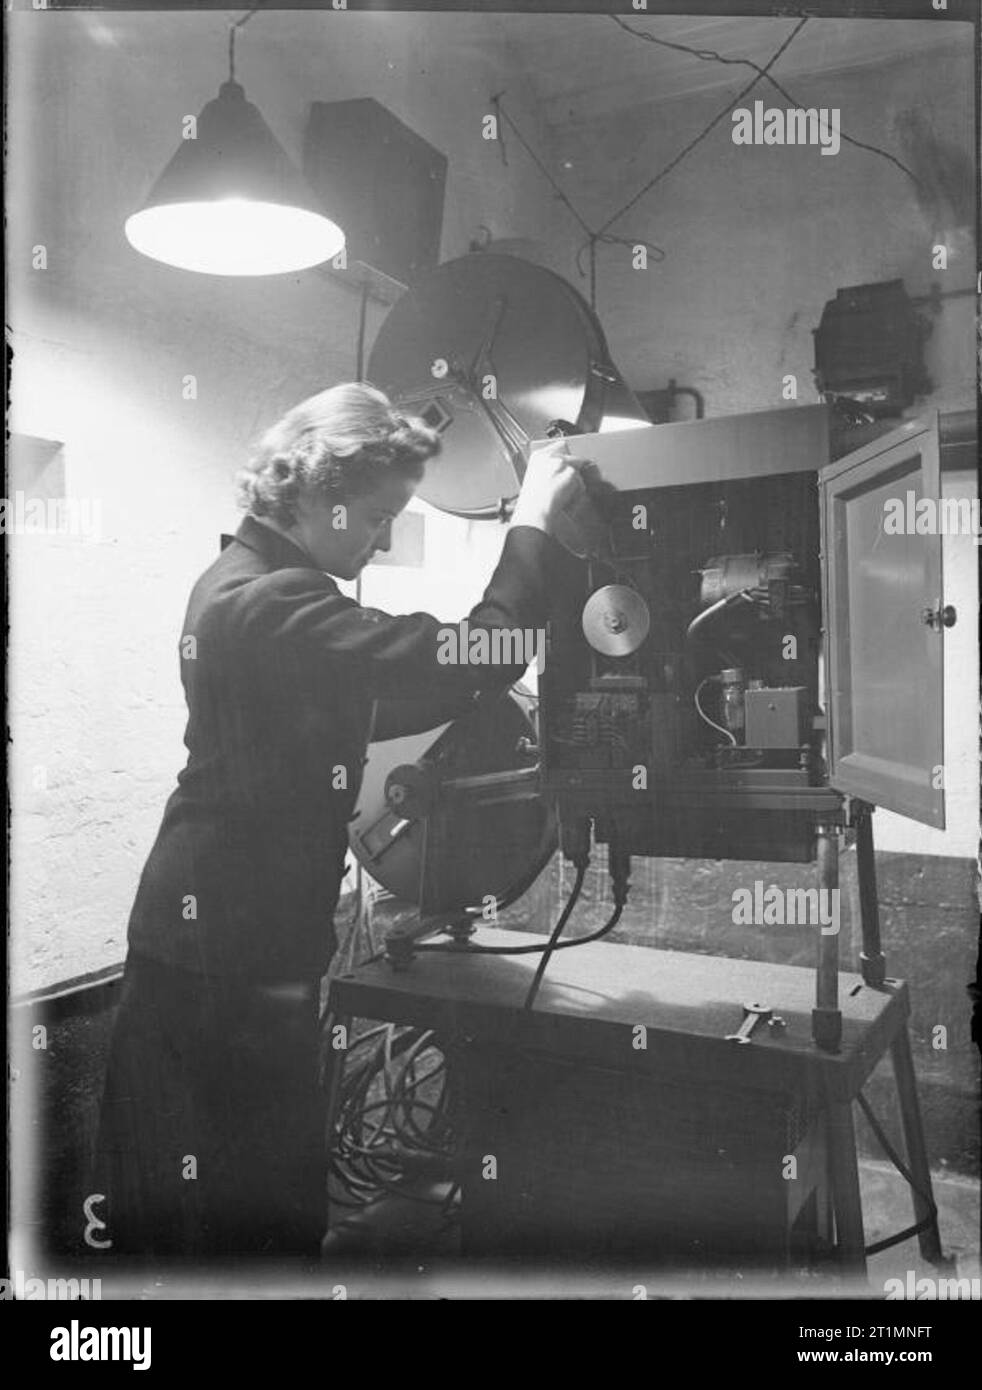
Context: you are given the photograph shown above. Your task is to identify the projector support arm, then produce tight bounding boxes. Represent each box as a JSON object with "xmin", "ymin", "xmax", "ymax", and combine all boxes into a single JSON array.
[{"xmin": 383, "ymin": 763, "xmax": 545, "ymax": 964}]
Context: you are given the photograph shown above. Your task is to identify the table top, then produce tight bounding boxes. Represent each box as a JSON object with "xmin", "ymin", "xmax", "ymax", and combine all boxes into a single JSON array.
[{"xmin": 329, "ymin": 931, "xmax": 907, "ymax": 1099}]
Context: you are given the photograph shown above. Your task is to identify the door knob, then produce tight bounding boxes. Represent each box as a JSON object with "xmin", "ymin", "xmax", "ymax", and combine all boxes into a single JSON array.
[{"xmin": 921, "ymin": 605, "xmax": 957, "ymax": 630}]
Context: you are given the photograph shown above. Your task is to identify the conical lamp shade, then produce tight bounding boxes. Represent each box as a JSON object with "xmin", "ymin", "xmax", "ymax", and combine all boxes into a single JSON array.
[{"xmin": 125, "ymin": 79, "xmax": 344, "ymax": 275}]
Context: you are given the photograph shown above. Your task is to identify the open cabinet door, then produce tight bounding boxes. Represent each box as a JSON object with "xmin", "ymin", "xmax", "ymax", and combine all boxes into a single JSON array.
[{"xmin": 821, "ymin": 416, "xmax": 947, "ymax": 828}]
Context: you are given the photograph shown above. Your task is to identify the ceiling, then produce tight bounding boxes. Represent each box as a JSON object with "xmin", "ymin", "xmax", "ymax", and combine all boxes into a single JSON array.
[
  {"xmin": 484, "ymin": 12, "xmax": 969, "ymax": 130},
  {"xmin": 64, "ymin": 9, "xmax": 971, "ymax": 141}
]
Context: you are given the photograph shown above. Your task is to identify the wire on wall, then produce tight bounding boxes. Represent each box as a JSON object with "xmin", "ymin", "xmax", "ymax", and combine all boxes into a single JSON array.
[
  {"xmin": 608, "ymin": 13, "xmax": 922, "ymax": 193},
  {"xmin": 494, "ymin": 15, "xmax": 923, "ymax": 308},
  {"xmin": 597, "ymin": 17, "xmax": 810, "ymax": 236},
  {"xmin": 489, "ymin": 94, "xmax": 664, "ymax": 311},
  {"xmin": 488, "ymin": 21, "xmax": 813, "ymax": 306}
]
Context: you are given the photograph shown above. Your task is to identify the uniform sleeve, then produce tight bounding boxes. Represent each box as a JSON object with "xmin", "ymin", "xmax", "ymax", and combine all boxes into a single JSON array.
[{"xmin": 227, "ymin": 525, "xmax": 566, "ymax": 702}]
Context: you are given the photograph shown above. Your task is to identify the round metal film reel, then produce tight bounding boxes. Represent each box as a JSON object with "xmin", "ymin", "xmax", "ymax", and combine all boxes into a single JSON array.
[
  {"xmin": 367, "ymin": 253, "xmax": 609, "ymax": 517},
  {"xmin": 581, "ymin": 585, "xmax": 651, "ymax": 657}
]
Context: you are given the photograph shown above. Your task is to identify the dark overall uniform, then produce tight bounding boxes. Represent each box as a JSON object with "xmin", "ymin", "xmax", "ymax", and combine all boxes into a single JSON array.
[{"xmin": 94, "ymin": 514, "xmax": 563, "ymax": 1258}]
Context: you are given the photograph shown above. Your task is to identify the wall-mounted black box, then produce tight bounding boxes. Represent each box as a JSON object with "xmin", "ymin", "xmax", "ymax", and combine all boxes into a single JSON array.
[
  {"xmin": 812, "ymin": 279, "xmax": 930, "ymax": 416},
  {"xmin": 304, "ymin": 98, "xmax": 447, "ymax": 292}
]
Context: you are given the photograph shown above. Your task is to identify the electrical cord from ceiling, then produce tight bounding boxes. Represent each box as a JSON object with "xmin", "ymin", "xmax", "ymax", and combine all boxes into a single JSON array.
[
  {"xmin": 608, "ymin": 13, "xmax": 922, "ymax": 193},
  {"xmin": 355, "ymin": 280, "xmax": 369, "ymax": 380},
  {"xmin": 228, "ymin": 5, "xmax": 264, "ymax": 83}
]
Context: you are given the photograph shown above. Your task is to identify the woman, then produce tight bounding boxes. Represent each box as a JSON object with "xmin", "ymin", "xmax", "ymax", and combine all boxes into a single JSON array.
[{"xmin": 94, "ymin": 381, "xmax": 585, "ymax": 1260}]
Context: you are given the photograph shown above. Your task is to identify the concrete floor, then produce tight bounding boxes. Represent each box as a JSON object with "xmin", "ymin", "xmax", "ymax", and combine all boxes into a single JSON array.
[
  {"xmin": 102, "ymin": 1156, "xmax": 976, "ymax": 1301},
  {"xmin": 864, "ymin": 1158, "xmax": 980, "ymax": 1294},
  {"xmin": 322, "ymin": 1157, "xmax": 981, "ymax": 1295}
]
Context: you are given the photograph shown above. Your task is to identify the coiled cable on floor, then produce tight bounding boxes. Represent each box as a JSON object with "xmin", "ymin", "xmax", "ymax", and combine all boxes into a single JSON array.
[{"xmin": 322, "ymin": 1018, "xmax": 458, "ymax": 1215}]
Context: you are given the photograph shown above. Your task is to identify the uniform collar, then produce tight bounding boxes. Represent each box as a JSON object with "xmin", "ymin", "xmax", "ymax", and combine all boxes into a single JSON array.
[{"xmin": 221, "ymin": 514, "xmax": 316, "ymax": 570}]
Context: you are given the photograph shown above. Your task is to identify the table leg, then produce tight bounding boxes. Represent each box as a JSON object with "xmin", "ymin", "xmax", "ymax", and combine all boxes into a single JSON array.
[
  {"xmin": 826, "ymin": 1098, "xmax": 867, "ymax": 1278},
  {"xmin": 891, "ymin": 1025, "xmax": 944, "ymax": 1263}
]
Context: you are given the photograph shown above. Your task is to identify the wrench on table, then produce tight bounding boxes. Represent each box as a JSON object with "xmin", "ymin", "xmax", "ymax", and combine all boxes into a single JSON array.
[{"xmin": 725, "ymin": 1001, "xmax": 772, "ymax": 1044}]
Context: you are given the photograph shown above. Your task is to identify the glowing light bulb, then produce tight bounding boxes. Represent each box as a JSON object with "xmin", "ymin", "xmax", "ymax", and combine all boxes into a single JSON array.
[{"xmin": 125, "ymin": 198, "xmax": 344, "ymax": 276}]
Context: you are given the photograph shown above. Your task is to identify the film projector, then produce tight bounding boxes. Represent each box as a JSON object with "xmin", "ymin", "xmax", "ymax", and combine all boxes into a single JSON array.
[{"xmin": 331, "ymin": 253, "xmax": 963, "ymax": 1271}]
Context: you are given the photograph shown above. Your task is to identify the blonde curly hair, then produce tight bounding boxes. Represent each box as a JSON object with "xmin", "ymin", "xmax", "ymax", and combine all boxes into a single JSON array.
[{"xmin": 238, "ymin": 382, "xmax": 440, "ymax": 524}]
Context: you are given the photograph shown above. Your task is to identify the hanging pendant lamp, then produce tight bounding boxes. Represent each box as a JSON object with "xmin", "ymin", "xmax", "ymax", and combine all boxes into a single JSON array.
[{"xmin": 125, "ymin": 22, "xmax": 344, "ymax": 276}]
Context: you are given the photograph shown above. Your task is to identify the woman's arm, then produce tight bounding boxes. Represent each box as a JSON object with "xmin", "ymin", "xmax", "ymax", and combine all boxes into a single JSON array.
[
  {"xmin": 228, "ymin": 524, "xmax": 567, "ymax": 701},
  {"xmin": 224, "ymin": 443, "xmax": 589, "ymax": 702}
]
